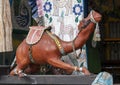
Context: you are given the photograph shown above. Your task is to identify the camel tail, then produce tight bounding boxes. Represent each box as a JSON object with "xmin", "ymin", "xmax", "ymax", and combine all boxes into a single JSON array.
[{"xmin": 10, "ymin": 56, "xmax": 16, "ymax": 69}]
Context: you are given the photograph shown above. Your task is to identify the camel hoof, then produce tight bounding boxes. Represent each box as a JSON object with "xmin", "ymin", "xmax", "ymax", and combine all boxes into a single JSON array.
[{"xmin": 19, "ymin": 73, "xmax": 27, "ymax": 78}]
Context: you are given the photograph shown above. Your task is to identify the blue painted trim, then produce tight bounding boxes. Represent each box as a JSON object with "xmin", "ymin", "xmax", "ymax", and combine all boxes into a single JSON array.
[
  {"xmin": 9, "ymin": 0, "xmax": 13, "ymax": 6},
  {"xmin": 83, "ymin": 0, "xmax": 88, "ymax": 18}
]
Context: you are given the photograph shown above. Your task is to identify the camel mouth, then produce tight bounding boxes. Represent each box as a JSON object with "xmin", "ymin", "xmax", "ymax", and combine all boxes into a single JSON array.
[{"xmin": 90, "ymin": 10, "xmax": 102, "ymax": 23}]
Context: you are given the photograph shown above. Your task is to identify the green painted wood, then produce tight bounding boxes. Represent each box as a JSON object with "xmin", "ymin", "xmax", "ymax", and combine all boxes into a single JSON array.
[{"xmin": 86, "ymin": 34, "xmax": 101, "ymax": 73}]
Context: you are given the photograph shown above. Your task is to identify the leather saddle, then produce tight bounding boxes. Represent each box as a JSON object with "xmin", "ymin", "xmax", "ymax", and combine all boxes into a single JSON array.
[{"xmin": 26, "ymin": 26, "xmax": 51, "ymax": 45}]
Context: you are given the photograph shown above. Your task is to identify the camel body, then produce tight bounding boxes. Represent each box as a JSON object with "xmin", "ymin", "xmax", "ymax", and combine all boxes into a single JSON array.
[{"xmin": 10, "ymin": 10, "xmax": 102, "ymax": 77}]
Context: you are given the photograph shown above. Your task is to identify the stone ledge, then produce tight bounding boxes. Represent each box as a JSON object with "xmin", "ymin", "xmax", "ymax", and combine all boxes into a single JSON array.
[{"xmin": 0, "ymin": 75, "xmax": 96, "ymax": 85}]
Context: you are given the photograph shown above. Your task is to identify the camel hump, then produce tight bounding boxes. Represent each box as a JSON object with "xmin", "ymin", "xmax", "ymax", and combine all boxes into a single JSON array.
[{"xmin": 26, "ymin": 26, "xmax": 46, "ymax": 45}]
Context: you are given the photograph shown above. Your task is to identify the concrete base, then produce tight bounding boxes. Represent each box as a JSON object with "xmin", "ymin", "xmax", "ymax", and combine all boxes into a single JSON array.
[{"xmin": 0, "ymin": 75, "xmax": 96, "ymax": 85}]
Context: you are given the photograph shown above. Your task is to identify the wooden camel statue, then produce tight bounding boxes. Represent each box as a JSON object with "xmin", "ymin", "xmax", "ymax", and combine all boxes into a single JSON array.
[{"xmin": 10, "ymin": 10, "xmax": 102, "ymax": 77}]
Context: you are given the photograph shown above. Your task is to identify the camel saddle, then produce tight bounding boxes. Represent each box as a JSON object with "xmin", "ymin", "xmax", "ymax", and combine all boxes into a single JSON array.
[{"xmin": 26, "ymin": 26, "xmax": 50, "ymax": 45}]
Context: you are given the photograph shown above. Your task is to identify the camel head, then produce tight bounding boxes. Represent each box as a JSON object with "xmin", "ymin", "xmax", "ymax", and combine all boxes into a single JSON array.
[{"xmin": 78, "ymin": 10, "xmax": 102, "ymax": 31}]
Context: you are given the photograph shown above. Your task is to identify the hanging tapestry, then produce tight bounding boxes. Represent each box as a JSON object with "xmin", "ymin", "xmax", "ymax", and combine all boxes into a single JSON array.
[{"xmin": 11, "ymin": 0, "xmax": 31, "ymax": 30}]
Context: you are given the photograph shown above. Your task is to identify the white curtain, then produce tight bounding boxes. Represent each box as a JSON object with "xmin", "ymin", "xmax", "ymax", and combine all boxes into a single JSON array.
[{"xmin": 0, "ymin": 0, "xmax": 13, "ymax": 52}]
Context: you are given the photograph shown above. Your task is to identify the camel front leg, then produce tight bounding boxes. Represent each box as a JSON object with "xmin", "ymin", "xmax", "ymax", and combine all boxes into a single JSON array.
[{"xmin": 47, "ymin": 58, "xmax": 90, "ymax": 75}]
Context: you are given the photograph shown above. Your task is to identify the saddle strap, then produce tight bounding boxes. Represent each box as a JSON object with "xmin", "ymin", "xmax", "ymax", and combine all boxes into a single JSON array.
[
  {"xmin": 46, "ymin": 30, "xmax": 66, "ymax": 56},
  {"xmin": 29, "ymin": 45, "xmax": 35, "ymax": 63}
]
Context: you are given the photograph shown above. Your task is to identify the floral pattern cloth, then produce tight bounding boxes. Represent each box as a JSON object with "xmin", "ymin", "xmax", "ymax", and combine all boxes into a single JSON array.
[{"xmin": 36, "ymin": 0, "xmax": 83, "ymax": 40}]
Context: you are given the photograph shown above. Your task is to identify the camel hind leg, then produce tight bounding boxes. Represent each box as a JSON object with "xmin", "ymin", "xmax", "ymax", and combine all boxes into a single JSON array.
[
  {"xmin": 10, "ymin": 66, "xmax": 27, "ymax": 77},
  {"xmin": 10, "ymin": 56, "xmax": 30, "ymax": 77}
]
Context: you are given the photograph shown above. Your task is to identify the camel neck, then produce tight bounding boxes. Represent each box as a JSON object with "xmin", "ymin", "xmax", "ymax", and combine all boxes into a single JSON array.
[
  {"xmin": 62, "ymin": 22, "xmax": 95, "ymax": 53},
  {"xmin": 74, "ymin": 22, "xmax": 95, "ymax": 49}
]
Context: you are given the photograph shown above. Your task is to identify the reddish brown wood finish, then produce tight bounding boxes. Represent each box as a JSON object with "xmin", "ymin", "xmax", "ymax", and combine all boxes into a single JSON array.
[{"xmin": 10, "ymin": 10, "xmax": 102, "ymax": 77}]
